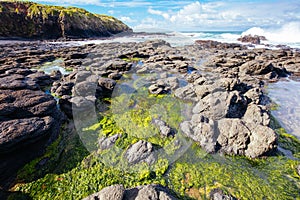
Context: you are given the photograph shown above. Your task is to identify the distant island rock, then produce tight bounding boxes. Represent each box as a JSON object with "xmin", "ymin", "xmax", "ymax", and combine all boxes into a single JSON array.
[
  {"xmin": 237, "ymin": 34, "xmax": 267, "ymax": 44},
  {"xmin": 0, "ymin": 1, "xmax": 132, "ymax": 39}
]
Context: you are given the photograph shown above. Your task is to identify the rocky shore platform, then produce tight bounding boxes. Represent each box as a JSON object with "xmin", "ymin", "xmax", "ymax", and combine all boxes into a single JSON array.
[{"xmin": 0, "ymin": 39, "xmax": 300, "ymax": 199}]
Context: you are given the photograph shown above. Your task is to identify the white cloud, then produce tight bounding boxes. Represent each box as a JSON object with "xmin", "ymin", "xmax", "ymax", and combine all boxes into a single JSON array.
[
  {"xmin": 148, "ymin": 8, "xmax": 169, "ymax": 20},
  {"xmin": 146, "ymin": 0, "xmax": 300, "ymax": 30},
  {"xmin": 120, "ymin": 16, "xmax": 137, "ymax": 23},
  {"xmin": 108, "ymin": 10, "xmax": 114, "ymax": 15}
]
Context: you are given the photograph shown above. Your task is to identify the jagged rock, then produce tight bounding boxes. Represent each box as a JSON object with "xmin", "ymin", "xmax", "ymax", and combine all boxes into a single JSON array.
[
  {"xmin": 108, "ymin": 72, "xmax": 123, "ymax": 80},
  {"xmin": 244, "ymin": 123, "xmax": 277, "ymax": 158},
  {"xmin": 84, "ymin": 184, "xmax": 177, "ymax": 200},
  {"xmin": 83, "ymin": 184, "xmax": 124, "ymax": 200},
  {"xmin": 51, "ymin": 81, "xmax": 74, "ymax": 96},
  {"xmin": 70, "ymin": 96, "xmax": 95, "ymax": 112},
  {"xmin": 0, "ymin": 74, "xmax": 39, "ymax": 90},
  {"xmin": 124, "ymin": 140, "xmax": 156, "ymax": 165},
  {"xmin": 243, "ymin": 104, "xmax": 270, "ymax": 126},
  {"xmin": 98, "ymin": 134, "xmax": 122, "ymax": 150},
  {"xmin": 152, "ymin": 118, "xmax": 175, "ymax": 137},
  {"xmin": 59, "ymin": 95, "xmax": 73, "ymax": 118},
  {"xmin": 75, "ymin": 71, "xmax": 92, "ymax": 82},
  {"xmin": 210, "ymin": 188, "xmax": 237, "ymax": 200},
  {"xmin": 244, "ymin": 87, "xmax": 262, "ymax": 104},
  {"xmin": 72, "ymin": 81, "xmax": 97, "ymax": 97},
  {"xmin": 181, "ymin": 116, "xmax": 277, "ymax": 158},
  {"xmin": 217, "ymin": 118, "xmax": 251, "ymax": 155},
  {"xmin": 181, "ymin": 116, "xmax": 217, "ymax": 153},
  {"xmin": 240, "ymin": 60, "xmax": 274, "ymax": 75},
  {"xmin": 192, "ymin": 90, "xmax": 248, "ymax": 120},
  {"xmin": 101, "ymin": 59, "xmax": 131, "ymax": 72},
  {"xmin": 98, "ymin": 77, "xmax": 117, "ymax": 96},
  {"xmin": 50, "ymin": 70, "xmax": 62, "ymax": 81},
  {"xmin": 195, "ymin": 40, "xmax": 245, "ymax": 49},
  {"xmin": 148, "ymin": 83, "xmax": 170, "ymax": 95},
  {"xmin": 174, "ymin": 84, "xmax": 197, "ymax": 101},
  {"xmin": 237, "ymin": 34, "xmax": 267, "ymax": 44}
]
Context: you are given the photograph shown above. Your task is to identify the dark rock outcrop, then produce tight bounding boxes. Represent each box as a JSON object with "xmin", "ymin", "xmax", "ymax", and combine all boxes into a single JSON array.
[
  {"xmin": 0, "ymin": 64, "xmax": 62, "ymax": 188},
  {"xmin": 237, "ymin": 34, "xmax": 267, "ymax": 44},
  {"xmin": 0, "ymin": 1, "xmax": 132, "ymax": 39}
]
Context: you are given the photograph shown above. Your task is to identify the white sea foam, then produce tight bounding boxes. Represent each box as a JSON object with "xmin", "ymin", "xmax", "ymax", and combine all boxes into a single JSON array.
[{"xmin": 242, "ymin": 22, "xmax": 300, "ymax": 48}]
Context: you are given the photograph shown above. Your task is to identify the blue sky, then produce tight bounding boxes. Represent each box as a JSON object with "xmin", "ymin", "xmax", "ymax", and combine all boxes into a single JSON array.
[{"xmin": 29, "ymin": 0, "xmax": 300, "ymax": 31}]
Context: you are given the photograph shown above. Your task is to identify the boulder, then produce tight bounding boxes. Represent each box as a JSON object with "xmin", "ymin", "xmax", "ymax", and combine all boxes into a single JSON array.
[
  {"xmin": 240, "ymin": 60, "xmax": 274, "ymax": 75},
  {"xmin": 72, "ymin": 81, "xmax": 97, "ymax": 97},
  {"xmin": 209, "ymin": 188, "xmax": 237, "ymax": 200},
  {"xmin": 124, "ymin": 140, "xmax": 156, "ymax": 165},
  {"xmin": 148, "ymin": 83, "xmax": 170, "ymax": 95},
  {"xmin": 98, "ymin": 134, "xmax": 122, "ymax": 150},
  {"xmin": 192, "ymin": 90, "xmax": 248, "ymax": 120},
  {"xmin": 174, "ymin": 84, "xmax": 197, "ymax": 101},
  {"xmin": 237, "ymin": 34, "xmax": 267, "ymax": 44},
  {"xmin": 152, "ymin": 118, "xmax": 175, "ymax": 137},
  {"xmin": 244, "ymin": 123, "xmax": 277, "ymax": 158},
  {"xmin": 84, "ymin": 184, "xmax": 178, "ymax": 200},
  {"xmin": 217, "ymin": 118, "xmax": 251, "ymax": 155},
  {"xmin": 83, "ymin": 184, "xmax": 124, "ymax": 200}
]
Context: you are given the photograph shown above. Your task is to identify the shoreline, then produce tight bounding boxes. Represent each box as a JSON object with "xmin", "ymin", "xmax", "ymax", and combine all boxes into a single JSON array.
[{"xmin": 0, "ymin": 38, "xmax": 299, "ymax": 199}]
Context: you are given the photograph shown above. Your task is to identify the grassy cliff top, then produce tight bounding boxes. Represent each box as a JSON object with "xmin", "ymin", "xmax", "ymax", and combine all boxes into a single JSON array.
[{"xmin": 0, "ymin": 0, "xmax": 130, "ymax": 29}]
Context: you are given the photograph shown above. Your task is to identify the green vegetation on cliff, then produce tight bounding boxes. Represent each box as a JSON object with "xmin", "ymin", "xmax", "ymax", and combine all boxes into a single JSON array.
[{"xmin": 0, "ymin": 1, "xmax": 132, "ymax": 39}]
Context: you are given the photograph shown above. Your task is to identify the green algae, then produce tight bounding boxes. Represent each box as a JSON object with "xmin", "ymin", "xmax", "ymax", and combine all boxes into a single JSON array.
[
  {"xmin": 16, "ymin": 122, "xmax": 89, "ymax": 184},
  {"xmin": 9, "ymin": 82, "xmax": 300, "ymax": 200}
]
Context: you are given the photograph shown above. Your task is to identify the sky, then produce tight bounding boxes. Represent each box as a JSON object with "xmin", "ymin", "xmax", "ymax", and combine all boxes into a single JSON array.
[{"xmin": 28, "ymin": 0, "xmax": 300, "ymax": 32}]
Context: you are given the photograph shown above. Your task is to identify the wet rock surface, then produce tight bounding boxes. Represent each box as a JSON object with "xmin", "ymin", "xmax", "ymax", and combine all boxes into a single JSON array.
[
  {"xmin": 1, "ymin": 38, "xmax": 300, "ymax": 198},
  {"xmin": 0, "ymin": 63, "xmax": 62, "ymax": 188}
]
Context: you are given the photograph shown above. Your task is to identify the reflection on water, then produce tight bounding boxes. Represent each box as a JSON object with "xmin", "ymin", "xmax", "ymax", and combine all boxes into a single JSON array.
[
  {"xmin": 38, "ymin": 59, "xmax": 71, "ymax": 75},
  {"xmin": 268, "ymin": 78, "xmax": 300, "ymax": 138}
]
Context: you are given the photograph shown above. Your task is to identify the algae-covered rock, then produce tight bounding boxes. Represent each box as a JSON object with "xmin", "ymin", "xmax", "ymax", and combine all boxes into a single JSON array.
[{"xmin": 0, "ymin": 1, "xmax": 132, "ymax": 39}]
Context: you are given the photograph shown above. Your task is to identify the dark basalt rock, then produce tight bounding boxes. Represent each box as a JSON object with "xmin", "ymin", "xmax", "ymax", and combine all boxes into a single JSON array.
[
  {"xmin": 237, "ymin": 34, "xmax": 267, "ymax": 44},
  {"xmin": 0, "ymin": 64, "xmax": 62, "ymax": 189}
]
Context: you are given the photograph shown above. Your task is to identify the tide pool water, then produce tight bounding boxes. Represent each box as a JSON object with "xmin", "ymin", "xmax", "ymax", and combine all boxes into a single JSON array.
[{"xmin": 268, "ymin": 78, "xmax": 300, "ymax": 139}]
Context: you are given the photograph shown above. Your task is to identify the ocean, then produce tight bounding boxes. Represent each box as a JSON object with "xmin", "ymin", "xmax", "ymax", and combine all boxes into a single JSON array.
[{"xmin": 62, "ymin": 22, "xmax": 300, "ymax": 49}]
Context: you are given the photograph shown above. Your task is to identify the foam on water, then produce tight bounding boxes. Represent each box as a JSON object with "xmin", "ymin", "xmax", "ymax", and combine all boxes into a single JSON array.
[{"xmin": 242, "ymin": 22, "xmax": 300, "ymax": 48}]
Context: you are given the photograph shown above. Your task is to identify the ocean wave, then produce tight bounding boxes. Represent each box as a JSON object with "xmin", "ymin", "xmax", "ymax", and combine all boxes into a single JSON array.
[{"xmin": 242, "ymin": 22, "xmax": 300, "ymax": 44}]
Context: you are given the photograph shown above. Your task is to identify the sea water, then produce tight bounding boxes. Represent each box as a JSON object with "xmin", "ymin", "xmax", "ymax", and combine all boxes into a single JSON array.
[{"xmin": 268, "ymin": 78, "xmax": 300, "ymax": 139}]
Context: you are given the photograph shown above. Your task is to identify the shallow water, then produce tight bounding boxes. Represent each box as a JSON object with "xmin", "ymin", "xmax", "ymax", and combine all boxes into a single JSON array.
[
  {"xmin": 268, "ymin": 78, "xmax": 300, "ymax": 139},
  {"xmin": 38, "ymin": 59, "xmax": 71, "ymax": 75}
]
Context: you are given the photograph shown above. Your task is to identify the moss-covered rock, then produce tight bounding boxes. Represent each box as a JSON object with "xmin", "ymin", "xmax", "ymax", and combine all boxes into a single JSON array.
[{"xmin": 0, "ymin": 1, "xmax": 132, "ymax": 39}]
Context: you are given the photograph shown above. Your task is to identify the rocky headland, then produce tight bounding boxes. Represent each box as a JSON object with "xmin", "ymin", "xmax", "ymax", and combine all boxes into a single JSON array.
[
  {"xmin": 0, "ymin": 1, "xmax": 132, "ymax": 39},
  {"xmin": 0, "ymin": 35, "xmax": 300, "ymax": 199}
]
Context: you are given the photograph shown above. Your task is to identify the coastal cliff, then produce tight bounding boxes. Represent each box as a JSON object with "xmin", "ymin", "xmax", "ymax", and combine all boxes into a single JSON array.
[{"xmin": 0, "ymin": 1, "xmax": 132, "ymax": 39}]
